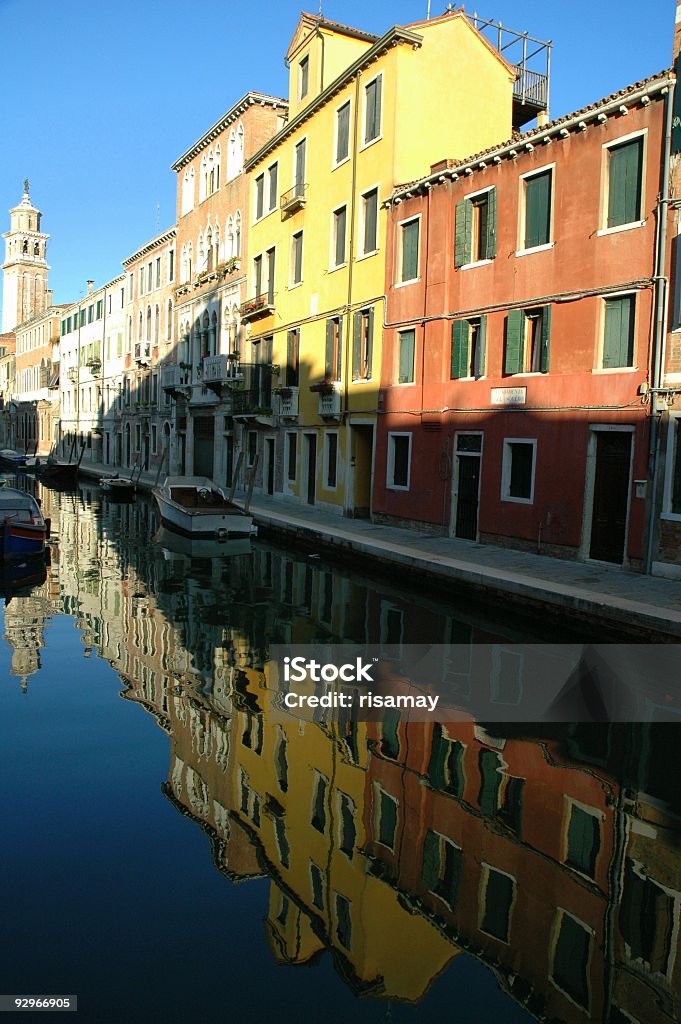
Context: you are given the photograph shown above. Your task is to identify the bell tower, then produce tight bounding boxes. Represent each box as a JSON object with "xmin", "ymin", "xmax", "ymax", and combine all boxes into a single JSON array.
[{"xmin": 1, "ymin": 180, "xmax": 50, "ymax": 332}]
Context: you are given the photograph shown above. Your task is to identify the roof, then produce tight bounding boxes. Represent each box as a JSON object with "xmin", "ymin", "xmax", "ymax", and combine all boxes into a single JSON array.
[
  {"xmin": 285, "ymin": 11, "xmax": 378, "ymax": 63},
  {"xmin": 247, "ymin": 24, "xmax": 423, "ymax": 171},
  {"xmin": 122, "ymin": 227, "xmax": 177, "ymax": 267},
  {"xmin": 389, "ymin": 68, "xmax": 673, "ymax": 202},
  {"xmin": 171, "ymin": 93, "xmax": 288, "ymax": 171}
]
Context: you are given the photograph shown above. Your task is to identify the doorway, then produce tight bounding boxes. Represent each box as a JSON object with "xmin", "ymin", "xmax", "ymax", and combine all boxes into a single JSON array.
[
  {"xmin": 349, "ymin": 424, "xmax": 374, "ymax": 518},
  {"xmin": 588, "ymin": 430, "xmax": 632, "ymax": 563},
  {"xmin": 451, "ymin": 432, "xmax": 482, "ymax": 540},
  {"xmin": 193, "ymin": 416, "xmax": 215, "ymax": 478}
]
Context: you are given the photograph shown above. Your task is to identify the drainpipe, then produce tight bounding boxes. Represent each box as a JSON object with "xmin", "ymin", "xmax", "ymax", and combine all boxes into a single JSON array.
[{"xmin": 644, "ymin": 77, "xmax": 675, "ymax": 574}]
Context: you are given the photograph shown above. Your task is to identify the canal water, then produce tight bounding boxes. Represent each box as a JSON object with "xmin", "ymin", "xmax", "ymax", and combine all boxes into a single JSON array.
[{"xmin": 0, "ymin": 478, "xmax": 679, "ymax": 1024}]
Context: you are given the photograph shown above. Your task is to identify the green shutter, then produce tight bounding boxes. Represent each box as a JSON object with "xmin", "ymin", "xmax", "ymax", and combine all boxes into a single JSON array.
[
  {"xmin": 608, "ymin": 139, "xmax": 643, "ymax": 228},
  {"xmin": 451, "ymin": 319, "xmax": 469, "ymax": 379},
  {"xmin": 505, "ymin": 309, "xmax": 525, "ymax": 374},
  {"xmin": 603, "ymin": 296, "xmax": 634, "ymax": 368},
  {"xmin": 379, "ymin": 790, "xmax": 397, "ymax": 848},
  {"xmin": 455, "ymin": 200, "xmax": 473, "ymax": 267},
  {"xmin": 337, "ymin": 102, "xmax": 350, "ymax": 162},
  {"xmin": 486, "ymin": 188, "xmax": 497, "ymax": 259},
  {"xmin": 525, "ymin": 171, "xmax": 551, "ymax": 248},
  {"xmin": 477, "ymin": 315, "xmax": 487, "ymax": 376},
  {"xmin": 479, "ymin": 750, "xmax": 501, "ymax": 816},
  {"xmin": 352, "ymin": 311, "xmax": 362, "ymax": 378},
  {"xmin": 399, "ymin": 329, "xmax": 415, "ymax": 383},
  {"xmin": 402, "ymin": 220, "xmax": 419, "ymax": 282},
  {"xmin": 540, "ymin": 305, "xmax": 552, "ymax": 373},
  {"xmin": 325, "ymin": 319, "xmax": 335, "ymax": 378},
  {"xmin": 421, "ymin": 829, "xmax": 440, "ymax": 891},
  {"xmin": 367, "ymin": 307, "xmax": 374, "ymax": 378},
  {"xmin": 428, "ymin": 725, "xmax": 448, "ymax": 789}
]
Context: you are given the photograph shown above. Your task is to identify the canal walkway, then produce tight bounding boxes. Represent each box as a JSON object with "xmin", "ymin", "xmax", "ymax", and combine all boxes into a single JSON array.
[{"xmin": 78, "ymin": 461, "xmax": 681, "ymax": 639}]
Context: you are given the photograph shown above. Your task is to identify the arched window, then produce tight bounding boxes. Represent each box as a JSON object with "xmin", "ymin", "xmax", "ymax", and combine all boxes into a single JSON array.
[
  {"xmin": 197, "ymin": 230, "xmax": 204, "ymax": 272},
  {"xmin": 182, "ymin": 168, "xmax": 195, "ymax": 215},
  {"xmin": 227, "ymin": 122, "xmax": 244, "ymax": 180},
  {"xmin": 146, "ymin": 305, "xmax": 152, "ymax": 342},
  {"xmin": 180, "ymin": 244, "xmax": 188, "ymax": 284},
  {"xmin": 187, "ymin": 242, "xmax": 193, "ymax": 281},
  {"xmin": 167, "ymin": 299, "xmax": 173, "ymax": 342},
  {"xmin": 155, "ymin": 305, "xmax": 160, "ymax": 343},
  {"xmin": 22, "ymin": 239, "xmax": 28, "ymax": 254},
  {"xmin": 206, "ymin": 228, "xmax": 213, "ymax": 272},
  {"xmin": 226, "ymin": 216, "xmax": 234, "ymax": 259},
  {"xmin": 199, "ymin": 155, "xmax": 208, "ymax": 202},
  {"xmin": 214, "ymin": 225, "xmax": 220, "ymax": 266},
  {"xmin": 34, "ymin": 242, "xmax": 40, "ymax": 256},
  {"xmin": 214, "ymin": 145, "xmax": 221, "ymax": 190},
  {"xmin": 138, "ymin": 312, "xmax": 143, "ymax": 341}
]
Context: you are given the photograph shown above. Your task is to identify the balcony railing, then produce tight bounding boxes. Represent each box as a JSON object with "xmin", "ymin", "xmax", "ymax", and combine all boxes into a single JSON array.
[
  {"xmin": 240, "ymin": 293, "xmax": 275, "ymax": 324},
  {"xmin": 203, "ymin": 354, "xmax": 244, "ymax": 384},
  {"xmin": 67, "ymin": 367, "xmax": 78, "ymax": 383},
  {"xmin": 86, "ymin": 358, "xmax": 101, "ymax": 376},
  {"xmin": 161, "ymin": 364, "xmax": 191, "ymax": 392},
  {"xmin": 318, "ymin": 385, "xmax": 341, "ymax": 420},
  {"xmin": 230, "ymin": 363, "xmax": 273, "ymax": 416},
  {"xmin": 276, "ymin": 386, "xmax": 299, "ymax": 419},
  {"xmin": 280, "ymin": 182, "xmax": 307, "ymax": 216},
  {"xmin": 135, "ymin": 343, "xmax": 151, "ymax": 365}
]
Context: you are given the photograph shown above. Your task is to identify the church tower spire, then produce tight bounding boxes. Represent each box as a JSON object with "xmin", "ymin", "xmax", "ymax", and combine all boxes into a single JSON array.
[{"xmin": 1, "ymin": 180, "xmax": 50, "ymax": 332}]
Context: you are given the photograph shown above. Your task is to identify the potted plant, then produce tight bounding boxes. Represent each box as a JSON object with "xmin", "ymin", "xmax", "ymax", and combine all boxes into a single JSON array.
[{"xmin": 309, "ymin": 378, "xmax": 335, "ymax": 395}]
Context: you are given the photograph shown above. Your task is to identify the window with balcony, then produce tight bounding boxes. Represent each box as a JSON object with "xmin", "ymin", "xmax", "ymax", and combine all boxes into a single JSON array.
[
  {"xmin": 364, "ymin": 74, "xmax": 382, "ymax": 145},
  {"xmin": 294, "ymin": 138, "xmax": 306, "ymax": 198},
  {"xmin": 602, "ymin": 294, "xmax": 635, "ymax": 368},
  {"xmin": 451, "ymin": 316, "xmax": 487, "ymax": 379},
  {"xmin": 325, "ymin": 317, "xmax": 342, "ymax": 381},
  {"xmin": 361, "ymin": 187, "xmax": 378, "ymax": 255},
  {"xmin": 352, "ymin": 306, "xmax": 373, "ymax": 379},
  {"xmin": 504, "ymin": 305, "xmax": 551, "ymax": 374},
  {"xmin": 605, "ymin": 135, "xmax": 644, "ymax": 229},
  {"xmin": 455, "ymin": 188, "xmax": 497, "ymax": 266}
]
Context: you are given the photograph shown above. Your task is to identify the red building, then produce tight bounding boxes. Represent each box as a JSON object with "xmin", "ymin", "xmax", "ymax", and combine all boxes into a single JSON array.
[{"xmin": 373, "ymin": 71, "xmax": 673, "ymax": 569}]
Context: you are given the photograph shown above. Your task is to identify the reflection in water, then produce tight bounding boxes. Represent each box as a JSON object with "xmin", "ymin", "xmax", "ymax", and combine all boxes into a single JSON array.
[{"xmin": 1, "ymin": 479, "xmax": 680, "ymax": 1023}]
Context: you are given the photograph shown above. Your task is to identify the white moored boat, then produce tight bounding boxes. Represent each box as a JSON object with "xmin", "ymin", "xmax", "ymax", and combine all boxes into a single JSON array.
[{"xmin": 152, "ymin": 476, "xmax": 254, "ymax": 538}]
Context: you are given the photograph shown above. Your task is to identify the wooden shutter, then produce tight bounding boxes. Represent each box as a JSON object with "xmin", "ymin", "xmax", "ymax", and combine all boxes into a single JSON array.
[
  {"xmin": 295, "ymin": 139, "xmax": 306, "ymax": 187},
  {"xmin": 485, "ymin": 187, "xmax": 497, "ymax": 259},
  {"xmin": 366, "ymin": 307, "xmax": 374, "ymax": 377},
  {"xmin": 540, "ymin": 304, "xmax": 552, "ymax": 372},
  {"xmin": 603, "ymin": 297, "xmax": 634, "ymax": 368},
  {"xmin": 477, "ymin": 315, "xmax": 487, "ymax": 376},
  {"xmin": 364, "ymin": 190, "xmax": 378, "ymax": 253},
  {"xmin": 451, "ymin": 319, "xmax": 469, "ymax": 379},
  {"xmin": 421, "ymin": 830, "xmax": 440, "ymax": 891},
  {"xmin": 352, "ymin": 311, "xmax": 362, "ymax": 378},
  {"xmin": 455, "ymin": 200, "xmax": 473, "ymax": 267},
  {"xmin": 427, "ymin": 725, "xmax": 448, "ymax": 789},
  {"xmin": 402, "ymin": 220, "xmax": 419, "ymax": 281},
  {"xmin": 294, "ymin": 233, "xmax": 303, "ymax": 283},
  {"xmin": 325, "ymin": 319, "xmax": 335, "ymax": 378},
  {"xmin": 608, "ymin": 138, "xmax": 643, "ymax": 228},
  {"xmin": 337, "ymin": 102, "xmax": 350, "ymax": 162},
  {"xmin": 479, "ymin": 750, "xmax": 501, "ymax": 816},
  {"xmin": 398, "ymin": 329, "xmax": 415, "ymax": 383},
  {"xmin": 524, "ymin": 171, "xmax": 551, "ymax": 248},
  {"xmin": 505, "ymin": 309, "xmax": 525, "ymax": 374}
]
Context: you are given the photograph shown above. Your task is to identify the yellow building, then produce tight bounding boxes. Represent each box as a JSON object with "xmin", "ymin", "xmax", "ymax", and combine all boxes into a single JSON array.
[{"xmin": 243, "ymin": 10, "xmax": 518, "ymax": 515}]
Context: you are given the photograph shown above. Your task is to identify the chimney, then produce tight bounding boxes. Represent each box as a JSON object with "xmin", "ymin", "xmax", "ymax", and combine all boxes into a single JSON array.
[
  {"xmin": 86, "ymin": 280, "xmax": 94, "ymax": 295},
  {"xmin": 46, "ymin": 289, "xmax": 53, "ymax": 307}
]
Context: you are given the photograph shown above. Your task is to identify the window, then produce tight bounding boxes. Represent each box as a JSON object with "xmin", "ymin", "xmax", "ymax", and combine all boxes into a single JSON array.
[
  {"xmin": 455, "ymin": 188, "xmax": 497, "ymax": 266},
  {"xmin": 325, "ymin": 432, "xmax": 338, "ymax": 488},
  {"xmin": 504, "ymin": 306, "xmax": 551, "ymax": 374},
  {"xmin": 451, "ymin": 317, "xmax": 486, "ymax": 379},
  {"xmin": 325, "ymin": 317, "xmax": 343, "ymax": 381},
  {"xmin": 95, "ymin": 300, "xmax": 103, "ymax": 320},
  {"xmin": 332, "ymin": 205, "xmax": 347, "ymax": 268},
  {"xmin": 291, "ymin": 230, "xmax": 303, "ymax": 285},
  {"xmin": 287, "ymin": 433, "xmax": 297, "ymax": 481},
  {"xmin": 565, "ymin": 804, "xmax": 600, "ymax": 878},
  {"xmin": 620, "ymin": 859, "xmax": 674, "ymax": 975},
  {"xmin": 253, "ymin": 253, "xmax": 263, "ymax": 297},
  {"xmin": 606, "ymin": 136, "xmax": 644, "ymax": 229},
  {"xmin": 335, "ymin": 894, "xmax": 352, "ymax": 950},
  {"xmin": 376, "ymin": 786, "xmax": 397, "ymax": 849},
  {"xmin": 521, "ymin": 168, "xmax": 553, "ymax": 250},
  {"xmin": 398, "ymin": 328, "xmax": 415, "ymax": 383},
  {"xmin": 481, "ymin": 867, "xmax": 515, "ymax": 942},
  {"xmin": 364, "ymin": 74, "xmax": 382, "ymax": 144},
  {"xmin": 427, "ymin": 724, "xmax": 465, "ymax": 796},
  {"xmin": 168, "ymin": 249, "xmax": 174, "ymax": 282},
  {"xmin": 155, "ymin": 257, "xmax": 161, "ymax": 288},
  {"xmin": 274, "ymin": 728, "xmax": 288, "ymax": 792},
  {"xmin": 247, "ymin": 430, "xmax": 257, "ymax": 467},
  {"xmin": 147, "ymin": 263, "xmax": 153, "ymax": 292},
  {"xmin": 399, "ymin": 217, "xmax": 419, "ymax": 283},
  {"xmin": 266, "ymin": 248, "xmax": 275, "ymax": 303},
  {"xmin": 255, "ymin": 174, "xmax": 264, "ymax": 220},
  {"xmin": 299, "ymin": 55, "xmax": 309, "ymax": 100},
  {"xmin": 387, "ymin": 432, "xmax": 411, "ymax": 490},
  {"xmin": 602, "ymin": 294, "xmax": 635, "ymax": 368},
  {"xmin": 352, "ymin": 307, "xmax": 373, "ymax": 379},
  {"xmin": 88, "ymin": 305, "xmax": 93, "ymax": 324},
  {"xmin": 310, "ymin": 862, "xmax": 324, "ymax": 911},
  {"xmin": 294, "ymin": 138, "xmax": 306, "ymax": 195},
  {"xmin": 552, "ymin": 912, "xmax": 591, "ymax": 1008},
  {"xmin": 286, "ymin": 328, "xmax": 299, "ymax": 386},
  {"xmin": 336, "ymin": 101, "xmax": 350, "ymax": 165},
  {"xmin": 80, "ymin": 309, "xmax": 86, "ymax": 328},
  {"xmin": 361, "ymin": 188, "xmax": 378, "ymax": 255},
  {"xmin": 502, "ymin": 439, "xmax": 536, "ymax": 503},
  {"xmin": 421, "ymin": 830, "xmax": 463, "ymax": 907},
  {"xmin": 338, "ymin": 793, "xmax": 356, "ymax": 859},
  {"xmin": 311, "ymin": 772, "xmax": 327, "ymax": 833},
  {"xmin": 268, "ymin": 162, "xmax": 278, "ymax": 212},
  {"xmin": 479, "ymin": 749, "xmax": 502, "ymax": 815}
]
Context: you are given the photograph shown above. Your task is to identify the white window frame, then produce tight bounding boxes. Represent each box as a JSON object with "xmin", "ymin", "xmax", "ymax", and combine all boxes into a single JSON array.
[
  {"xmin": 598, "ymin": 128, "xmax": 648, "ymax": 236},
  {"xmin": 361, "ymin": 72, "xmax": 383, "ymax": 151},
  {"xmin": 333, "ymin": 98, "xmax": 352, "ymax": 170},
  {"xmin": 373, "ymin": 783, "xmax": 398, "ymax": 851},
  {"xmin": 387, "ymin": 431, "xmax": 412, "ymax": 491},
  {"xmin": 516, "ymin": 162, "xmax": 556, "ymax": 257},
  {"xmin": 478, "ymin": 863, "xmax": 516, "ymax": 945},
  {"xmin": 460, "ymin": 184, "xmax": 496, "ymax": 270},
  {"xmin": 501, "ymin": 437, "xmax": 537, "ymax": 505},
  {"xmin": 358, "ymin": 182, "xmax": 380, "ymax": 261},
  {"xmin": 395, "ymin": 213, "xmax": 421, "ymax": 287},
  {"xmin": 549, "ymin": 908, "xmax": 595, "ymax": 1011},
  {"xmin": 593, "ymin": 289, "xmax": 639, "ymax": 373}
]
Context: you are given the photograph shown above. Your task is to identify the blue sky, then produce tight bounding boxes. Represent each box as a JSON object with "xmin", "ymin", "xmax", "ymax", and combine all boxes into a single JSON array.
[{"xmin": 0, "ymin": 0, "xmax": 674, "ymax": 315}]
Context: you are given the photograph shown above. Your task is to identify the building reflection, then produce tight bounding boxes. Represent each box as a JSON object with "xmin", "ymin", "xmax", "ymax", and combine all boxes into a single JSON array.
[{"xmin": 1, "ymin": 482, "xmax": 679, "ymax": 1021}]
